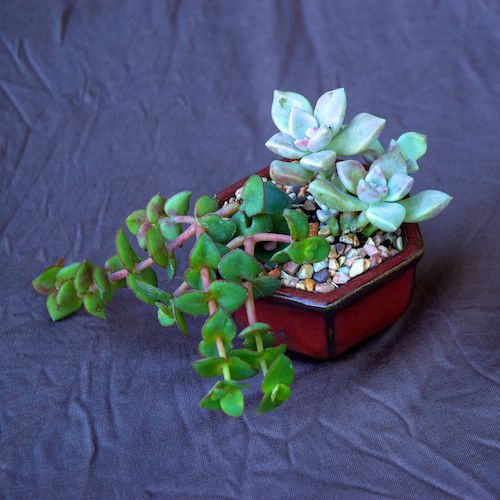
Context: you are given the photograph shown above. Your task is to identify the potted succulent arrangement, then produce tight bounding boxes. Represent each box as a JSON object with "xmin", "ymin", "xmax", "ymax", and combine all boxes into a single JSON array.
[{"xmin": 32, "ymin": 88, "xmax": 452, "ymax": 417}]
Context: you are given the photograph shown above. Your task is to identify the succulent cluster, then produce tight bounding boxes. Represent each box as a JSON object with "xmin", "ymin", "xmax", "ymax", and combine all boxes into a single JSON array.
[{"xmin": 33, "ymin": 87, "xmax": 452, "ymax": 417}]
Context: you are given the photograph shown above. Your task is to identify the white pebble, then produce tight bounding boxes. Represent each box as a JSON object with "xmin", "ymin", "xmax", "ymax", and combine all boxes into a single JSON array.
[{"xmin": 349, "ymin": 259, "xmax": 366, "ymax": 278}]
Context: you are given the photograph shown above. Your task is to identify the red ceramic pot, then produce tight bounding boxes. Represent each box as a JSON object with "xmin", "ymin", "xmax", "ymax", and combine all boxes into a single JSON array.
[{"xmin": 218, "ymin": 167, "xmax": 424, "ymax": 360}]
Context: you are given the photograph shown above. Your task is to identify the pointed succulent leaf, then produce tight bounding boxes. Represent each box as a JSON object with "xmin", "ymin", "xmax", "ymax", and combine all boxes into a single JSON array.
[
  {"xmin": 83, "ymin": 290, "xmax": 105, "ymax": 319},
  {"xmin": 158, "ymin": 217, "xmax": 181, "ymax": 242},
  {"xmin": 55, "ymin": 262, "xmax": 81, "ymax": 286},
  {"xmin": 327, "ymin": 112, "xmax": 386, "ymax": 155},
  {"xmin": 397, "ymin": 132, "xmax": 427, "ymax": 160},
  {"xmin": 357, "ymin": 180, "xmax": 385, "ymax": 204},
  {"xmin": 46, "ymin": 288, "xmax": 82, "ymax": 322},
  {"xmin": 336, "ymin": 160, "xmax": 366, "ymax": 194},
  {"xmin": 307, "ymin": 125, "xmax": 333, "ymax": 153},
  {"xmin": 146, "ymin": 225, "xmax": 170, "ymax": 268},
  {"xmin": 265, "ymin": 133, "xmax": 307, "ymax": 159},
  {"xmin": 209, "ymin": 280, "xmax": 247, "ymax": 313},
  {"xmin": 116, "ymin": 228, "xmax": 139, "ymax": 272},
  {"xmin": 240, "ymin": 175, "xmax": 265, "ymax": 217},
  {"xmin": 250, "ymin": 275, "xmax": 281, "ymax": 299},
  {"xmin": 136, "ymin": 266, "xmax": 158, "ymax": 286},
  {"xmin": 287, "ymin": 237, "xmax": 330, "ymax": 264},
  {"xmin": 127, "ymin": 274, "xmax": 160, "ymax": 306},
  {"xmin": 125, "ymin": 209, "xmax": 146, "ymax": 236},
  {"xmin": 269, "ymin": 160, "xmax": 313, "ymax": 187},
  {"xmin": 202, "ymin": 308, "xmax": 236, "ymax": 342},
  {"xmin": 219, "ymin": 249, "xmax": 261, "ymax": 282},
  {"xmin": 261, "ymin": 354, "xmax": 294, "ymax": 393},
  {"xmin": 173, "ymin": 303, "xmax": 188, "ymax": 335},
  {"xmin": 314, "ymin": 88, "xmax": 346, "ymax": 135},
  {"xmin": 32, "ymin": 263, "xmax": 63, "ymax": 295},
  {"xmin": 399, "ymin": 190, "xmax": 453, "ymax": 223},
  {"xmin": 300, "ymin": 150, "xmax": 336, "ymax": 172},
  {"xmin": 166, "ymin": 252, "xmax": 176, "ymax": 282},
  {"xmin": 92, "ymin": 266, "xmax": 115, "ymax": 303},
  {"xmin": 387, "ymin": 138, "xmax": 401, "ymax": 155},
  {"xmin": 104, "ymin": 255, "xmax": 126, "ymax": 288},
  {"xmin": 350, "ymin": 211, "xmax": 370, "ymax": 233},
  {"xmin": 271, "ymin": 90, "xmax": 313, "ymax": 134},
  {"xmin": 366, "ymin": 201, "xmax": 406, "ymax": 232},
  {"xmin": 362, "ymin": 139, "xmax": 385, "ymax": 163},
  {"xmin": 136, "ymin": 221, "xmax": 152, "ymax": 250},
  {"xmin": 192, "ymin": 357, "xmax": 226, "ymax": 378},
  {"xmin": 229, "ymin": 348, "xmax": 261, "ymax": 370},
  {"xmin": 164, "ymin": 191, "xmax": 191, "ymax": 216},
  {"xmin": 385, "ymin": 172, "xmax": 414, "ymax": 202},
  {"xmin": 189, "ymin": 233, "xmax": 220, "ymax": 269},
  {"xmin": 283, "ymin": 208, "xmax": 309, "ymax": 241},
  {"xmin": 232, "ymin": 212, "xmax": 273, "ymax": 237},
  {"xmin": 220, "ymin": 388, "xmax": 244, "ymax": 418},
  {"xmin": 227, "ymin": 356, "xmax": 257, "ymax": 380},
  {"xmin": 130, "ymin": 275, "xmax": 172, "ymax": 304},
  {"xmin": 199, "ymin": 214, "xmax": 236, "ymax": 243},
  {"xmin": 146, "ymin": 194, "xmax": 165, "ymax": 224},
  {"xmin": 269, "ymin": 245, "xmax": 292, "ymax": 265},
  {"xmin": 194, "ymin": 195, "xmax": 218, "ymax": 218},
  {"xmin": 157, "ymin": 303, "xmax": 176, "ymax": 327},
  {"xmin": 184, "ymin": 267, "xmax": 216, "ymax": 291},
  {"xmin": 309, "ymin": 178, "xmax": 368, "ymax": 212},
  {"xmin": 238, "ymin": 322, "xmax": 272, "ymax": 339},
  {"xmin": 257, "ymin": 390, "xmax": 289, "ymax": 414},
  {"xmin": 263, "ymin": 181, "xmax": 292, "ymax": 219},
  {"xmin": 406, "ymin": 158, "xmax": 419, "ymax": 174},
  {"xmin": 56, "ymin": 280, "xmax": 79, "ymax": 308},
  {"xmin": 371, "ymin": 152, "xmax": 407, "ymax": 180},
  {"xmin": 365, "ymin": 165, "xmax": 387, "ymax": 187},
  {"xmin": 288, "ymin": 106, "xmax": 318, "ymax": 140},
  {"xmin": 174, "ymin": 291, "xmax": 209, "ymax": 316},
  {"xmin": 74, "ymin": 261, "xmax": 93, "ymax": 295}
]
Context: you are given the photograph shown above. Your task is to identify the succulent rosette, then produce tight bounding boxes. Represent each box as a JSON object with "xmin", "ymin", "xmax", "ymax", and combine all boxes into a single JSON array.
[{"xmin": 266, "ymin": 88, "xmax": 386, "ymax": 185}]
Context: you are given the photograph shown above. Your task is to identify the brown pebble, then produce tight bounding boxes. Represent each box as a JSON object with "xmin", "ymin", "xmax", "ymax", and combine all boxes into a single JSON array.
[
  {"xmin": 303, "ymin": 199, "xmax": 316, "ymax": 211},
  {"xmin": 283, "ymin": 261, "xmax": 300, "ymax": 275},
  {"xmin": 309, "ymin": 222, "xmax": 319, "ymax": 237},
  {"xmin": 267, "ymin": 269, "xmax": 281, "ymax": 279},
  {"xmin": 370, "ymin": 254, "xmax": 383, "ymax": 266},
  {"xmin": 304, "ymin": 278, "xmax": 316, "ymax": 292},
  {"xmin": 298, "ymin": 186, "xmax": 308, "ymax": 198}
]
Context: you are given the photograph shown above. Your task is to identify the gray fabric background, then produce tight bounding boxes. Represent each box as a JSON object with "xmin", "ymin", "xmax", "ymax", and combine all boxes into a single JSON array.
[{"xmin": 1, "ymin": 1, "xmax": 499, "ymax": 498}]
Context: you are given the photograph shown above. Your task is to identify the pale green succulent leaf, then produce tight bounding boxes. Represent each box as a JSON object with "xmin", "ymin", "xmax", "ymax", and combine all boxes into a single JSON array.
[
  {"xmin": 397, "ymin": 132, "xmax": 427, "ymax": 161},
  {"xmin": 362, "ymin": 139, "xmax": 385, "ymax": 163},
  {"xmin": 265, "ymin": 133, "xmax": 307, "ymax": 159},
  {"xmin": 271, "ymin": 90, "xmax": 313, "ymax": 134},
  {"xmin": 406, "ymin": 158, "xmax": 420, "ymax": 174},
  {"xmin": 336, "ymin": 160, "xmax": 366, "ymax": 194},
  {"xmin": 308, "ymin": 178, "xmax": 368, "ymax": 212},
  {"xmin": 366, "ymin": 202, "xmax": 406, "ymax": 232},
  {"xmin": 399, "ymin": 190, "xmax": 452, "ymax": 222},
  {"xmin": 314, "ymin": 88, "xmax": 346, "ymax": 135},
  {"xmin": 307, "ymin": 126, "xmax": 333, "ymax": 153},
  {"xmin": 365, "ymin": 165, "xmax": 387, "ymax": 187},
  {"xmin": 299, "ymin": 150, "xmax": 336, "ymax": 172},
  {"xmin": 269, "ymin": 160, "xmax": 314, "ymax": 187},
  {"xmin": 357, "ymin": 180, "xmax": 385, "ymax": 204},
  {"xmin": 327, "ymin": 112, "xmax": 386, "ymax": 155},
  {"xmin": 385, "ymin": 172, "xmax": 414, "ymax": 202},
  {"xmin": 370, "ymin": 152, "xmax": 407, "ymax": 180},
  {"xmin": 288, "ymin": 106, "xmax": 318, "ymax": 140}
]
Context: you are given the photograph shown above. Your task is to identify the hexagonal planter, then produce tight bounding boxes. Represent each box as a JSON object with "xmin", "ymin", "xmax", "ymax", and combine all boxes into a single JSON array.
[{"xmin": 219, "ymin": 167, "xmax": 424, "ymax": 359}]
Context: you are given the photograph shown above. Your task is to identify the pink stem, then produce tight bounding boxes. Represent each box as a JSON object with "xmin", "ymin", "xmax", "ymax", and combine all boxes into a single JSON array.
[{"xmin": 173, "ymin": 281, "xmax": 190, "ymax": 297}]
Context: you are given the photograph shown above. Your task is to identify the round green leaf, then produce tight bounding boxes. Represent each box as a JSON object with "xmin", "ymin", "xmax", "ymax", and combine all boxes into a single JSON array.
[
  {"xmin": 192, "ymin": 357, "xmax": 225, "ymax": 378},
  {"xmin": 220, "ymin": 388, "xmax": 244, "ymax": 418},
  {"xmin": 397, "ymin": 132, "xmax": 427, "ymax": 161},
  {"xmin": 218, "ymin": 249, "xmax": 261, "ymax": 282},
  {"xmin": 146, "ymin": 225, "xmax": 170, "ymax": 268},
  {"xmin": 164, "ymin": 191, "xmax": 191, "ymax": 216},
  {"xmin": 74, "ymin": 261, "xmax": 93, "ymax": 295},
  {"xmin": 251, "ymin": 275, "xmax": 281, "ymax": 299},
  {"xmin": 199, "ymin": 214, "xmax": 236, "ymax": 243},
  {"xmin": 126, "ymin": 209, "xmax": 146, "ymax": 236},
  {"xmin": 55, "ymin": 262, "xmax": 81, "ymax": 286},
  {"xmin": 287, "ymin": 237, "xmax": 330, "ymax": 264},
  {"xmin": 261, "ymin": 354, "xmax": 295, "ymax": 394},
  {"xmin": 189, "ymin": 233, "xmax": 220, "ymax": 270},
  {"xmin": 232, "ymin": 212, "xmax": 273, "ymax": 237},
  {"xmin": 283, "ymin": 208, "xmax": 309, "ymax": 241},
  {"xmin": 146, "ymin": 194, "xmax": 165, "ymax": 224},
  {"xmin": 209, "ymin": 280, "xmax": 247, "ymax": 313},
  {"xmin": 46, "ymin": 289, "xmax": 82, "ymax": 321},
  {"xmin": 32, "ymin": 263, "xmax": 62, "ymax": 295},
  {"xmin": 194, "ymin": 195, "xmax": 219, "ymax": 218},
  {"xmin": 227, "ymin": 357, "xmax": 257, "ymax": 380},
  {"xmin": 240, "ymin": 175, "xmax": 265, "ymax": 217},
  {"xmin": 202, "ymin": 308, "xmax": 236, "ymax": 342},
  {"xmin": 174, "ymin": 291, "xmax": 209, "ymax": 316},
  {"xmin": 184, "ymin": 267, "xmax": 216, "ymax": 291},
  {"xmin": 83, "ymin": 290, "xmax": 106, "ymax": 319},
  {"xmin": 157, "ymin": 303, "xmax": 176, "ymax": 327},
  {"xmin": 158, "ymin": 217, "xmax": 182, "ymax": 242}
]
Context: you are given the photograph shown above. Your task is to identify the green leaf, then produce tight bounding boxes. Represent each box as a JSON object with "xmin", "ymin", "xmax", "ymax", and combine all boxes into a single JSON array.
[
  {"xmin": 125, "ymin": 209, "xmax": 146, "ymax": 236},
  {"xmin": 327, "ymin": 112, "xmax": 386, "ymax": 155},
  {"xmin": 228, "ymin": 357, "xmax": 257, "ymax": 380},
  {"xmin": 158, "ymin": 217, "xmax": 181, "ymax": 242},
  {"xmin": 371, "ymin": 152, "xmax": 407, "ymax": 179},
  {"xmin": 202, "ymin": 308, "xmax": 236, "ymax": 342},
  {"xmin": 174, "ymin": 291, "xmax": 209, "ymax": 316},
  {"xmin": 157, "ymin": 303, "xmax": 176, "ymax": 327},
  {"xmin": 173, "ymin": 303, "xmax": 188, "ymax": 335},
  {"xmin": 220, "ymin": 388, "xmax": 244, "ymax": 418},
  {"xmin": 194, "ymin": 195, "xmax": 218, "ymax": 218},
  {"xmin": 74, "ymin": 261, "xmax": 93, "ymax": 295},
  {"xmin": 263, "ymin": 181, "xmax": 292, "ymax": 219},
  {"xmin": 189, "ymin": 233, "xmax": 220, "ymax": 269},
  {"xmin": 314, "ymin": 88, "xmax": 346, "ymax": 135},
  {"xmin": 328, "ymin": 217, "xmax": 340, "ymax": 237},
  {"xmin": 240, "ymin": 175, "xmax": 265, "ymax": 217},
  {"xmin": 32, "ymin": 263, "xmax": 62, "ymax": 295},
  {"xmin": 366, "ymin": 202, "xmax": 406, "ymax": 232},
  {"xmin": 166, "ymin": 252, "xmax": 176, "ymax": 282},
  {"xmin": 164, "ymin": 191, "xmax": 191, "ymax": 216},
  {"xmin": 232, "ymin": 212, "xmax": 273, "ymax": 237},
  {"xmin": 92, "ymin": 266, "xmax": 115, "ymax": 304},
  {"xmin": 192, "ymin": 357, "xmax": 225, "ymax": 378},
  {"xmin": 55, "ymin": 262, "xmax": 81, "ymax": 286},
  {"xmin": 126, "ymin": 274, "xmax": 155, "ymax": 305},
  {"xmin": 146, "ymin": 194, "xmax": 165, "ymax": 224},
  {"xmin": 199, "ymin": 214, "xmax": 236, "ymax": 243},
  {"xmin": 336, "ymin": 160, "xmax": 367, "ymax": 194},
  {"xmin": 184, "ymin": 267, "xmax": 216, "ymax": 291},
  {"xmin": 200, "ymin": 380, "xmax": 248, "ymax": 412},
  {"xmin": 146, "ymin": 225, "xmax": 170, "ymax": 268},
  {"xmin": 269, "ymin": 160, "xmax": 314, "ymax": 187},
  {"xmin": 104, "ymin": 255, "xmax": 126, "ymax": 288},
  {"xmin": 219, "ymin": 249, "xmax": 261, "ymax": 282},
  {"xmin": 209, "ymin": 280, "xmax": 247, "ymax": 313},
  {"xmin": 272, "ymin": 383, "xmax": 292, "ymax": 403},
  {"xmin": 308, "ymin": 178, "xmax": 368, "ymax": 212},
  {"xmin": 269, "ymin": 246, "xmax": 292, "ymax": 265},
  {"xmin": 239, "ymin": 323, "xmax": 275, "ymax": 350},
  {"xmin": 231, "ymin": 345, "xmax": 286, "ymax": 370},
  {"xmin": 399, "ymin": 190, "xmax": 453, "ymax": 223},
  {"xmin": 83, "ymin": 290, "xmax": 106, "ymax": 319},
  {"xmin": 271, "ymin": 90, "xmax": 313, "ymax": 134},
  {"xmin": 46, "ymin": 288, "xmax": 82, "ymax": 321},
  {"xmin": 287, "ymin": 237, "xmax": 330, "ymax": 264},
  {"xmin": 116, "ymin": 228, "xmax": 139, "ymax": 272},
  {"xmin": 251, "ymin": 275, "xmax": 281, "ymax": 299},
  {"xmin": 136, "ymin": 266, "xmax": 158, "ymax": 286},
  {"xmin": 300, "ymin": 150, "xmax": 337, "ymax": 172},
  {"xmin": 137, "ymin": 221, "xmax": 152, "ymax": 250},
  {"xmin": 261, "ymin": 354, "xmax": 294, "ymax": 394},
  {"xmin": 397, "ymin": 132, "xmax": 427, "ymax": 161},
  {"xmin": 283, "ymin": 208, "xmax": 309, "ymax": 241},
  {"xmin": 128, "ymin": 275, "xmax": 172, "ymax": 305}
]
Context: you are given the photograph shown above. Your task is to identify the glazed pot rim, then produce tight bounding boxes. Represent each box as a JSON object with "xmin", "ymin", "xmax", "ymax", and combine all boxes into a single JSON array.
[{"xmin": 217, "ymin": 166, "xmax": 425, "ymax": 313}]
